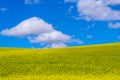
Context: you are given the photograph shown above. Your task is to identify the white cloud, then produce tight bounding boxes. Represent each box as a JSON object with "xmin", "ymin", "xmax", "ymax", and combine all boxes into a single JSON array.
[
  {"xmin": 65, "ymin": 0, "xmax": 120, "ymax": 21},
  {"xmin": 51, "ymin": 43, "xmax": 67, "ymax": 48},
  {"xmin": 67, "ymin": 6, "xmax": 74, "ymax": 14},
  {"xmin": 109, "ymin": 22, "xmax": 120, "ymax": 29},
  {"xmin": 25, "ymin": 0, "xmax": 40, "ymax": 5},
  {"xmin": 0, "ymin": 17, "xmax": 82, "ymax": 48},
  {"xmin": 48, "ymin": 43, "xmax": 67, "ymax": 48},
  {"xmin": 104, "ymin": 0, "xmax": 120, "ymax": 5},
  {"xmin": 1, "ymin": 17, "xmax": 54, "ymax": 37},
  {"xmin": 86, "ymin": 35, "xmax": 93, "ymax": 39},
  {"xmin": 77, "ymin": 0, "xmax": 120, "ymax": 20},
  {"xmin": 0, "ymin": 8, "xmax": 7, "ymax": 12},
  {"xmin": 29, "ymin": 30, "xmax": 82, "ymax": 48},
  {"xmin": 29, "ymin": 31, "xmax": 71, "ymax": 44},
  {"xmin": 64, "ymin": 0, "xmax": 77, "ymax": 3}
]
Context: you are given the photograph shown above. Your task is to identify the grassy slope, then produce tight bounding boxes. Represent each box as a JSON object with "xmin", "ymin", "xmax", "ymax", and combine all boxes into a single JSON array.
[{"xmin": 0, "ymin": 43, "xmax": 120, "ymax": 80}]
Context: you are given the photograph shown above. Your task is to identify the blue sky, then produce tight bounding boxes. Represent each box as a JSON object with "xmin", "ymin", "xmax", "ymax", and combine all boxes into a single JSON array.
[{"xmin": 0, "ymin": 0, "xmax": 120, "ymax": 48}]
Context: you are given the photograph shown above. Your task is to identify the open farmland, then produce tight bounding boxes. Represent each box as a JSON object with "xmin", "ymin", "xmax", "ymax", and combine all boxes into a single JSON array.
[{"xmin": 0, "ymin": 43, "xmax": 120, "ymax": 80}]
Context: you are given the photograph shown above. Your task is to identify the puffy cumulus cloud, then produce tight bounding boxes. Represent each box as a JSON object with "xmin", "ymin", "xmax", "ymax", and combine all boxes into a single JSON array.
[
  {"xmin": 25, "ymin": 0, "xmax": 40, "ymax": 5},
  {"xmin": 45, "ymin": 43, "xmax": 67, "ymax": 48},
  {"xmin": 51, "ymin": 43, "xmax": 67, "ymax": 48},
  {"xmin": 1, "ymin": 17, "xmax": 54, "ymax": 37},
  {"xmin": 65, "ymin": 0, "xmax": 120, "ymax": 20},
  {"xmin": 77, "ymin": 0, "xmax": 120, "ymax": 20},
  {"xmin": 109, "ymin": 22, "xmax": 120, "ymax": 29},
  {"xmin": 29, "ymin": 30, "xmax": 82, "ymax": 48},
  {"xmin": 104, "ymin": 0, "xmax": 120, "ymax": 5},
  {"xmin": 43, "ymin": 43, "xmax": 67, "ymax": 48},
  {"xmin": 0, "ymin": 17, "xmax": 82, "ymax": 48},
  {"xmin": 29, "ymin": 31, "xmax": 71, "ymax": 44}
]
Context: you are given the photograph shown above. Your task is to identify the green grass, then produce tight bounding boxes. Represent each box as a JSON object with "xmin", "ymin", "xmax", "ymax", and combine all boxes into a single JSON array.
[{"xmin": 0, "ymin": 42, "xmax": 120, "ymax": 80}]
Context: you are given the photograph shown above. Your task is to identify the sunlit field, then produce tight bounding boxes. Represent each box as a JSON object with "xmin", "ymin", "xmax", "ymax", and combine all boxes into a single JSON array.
[{"xmin": 0, "ymin": 43, "xmax": 120, "ymax": 80}]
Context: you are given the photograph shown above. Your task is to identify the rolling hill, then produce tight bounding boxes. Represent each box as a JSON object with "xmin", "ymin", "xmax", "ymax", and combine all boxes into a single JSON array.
[{"xmin": 0, "ymin": 42, "xmax": 120, "ymax": 80}]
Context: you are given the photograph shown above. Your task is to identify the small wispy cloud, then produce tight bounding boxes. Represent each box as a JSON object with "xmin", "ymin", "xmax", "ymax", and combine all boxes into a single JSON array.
[
  {"xmin": 86, "ymin": 35, "xmax": 93, "ymax": 39},
  {"xmin": 64, "ymin": 0, "xmax": 77, "ymax": 3},
  {"xmin": 25, "ymin": 0, "xmax": 40, "ymax": 5},
  {"xmin": 67, "ymin": 6, "xmax": 74, "ymax": 14},
  {"xmin": 109, "ymin": 22, "xmax": 120, "ymax": 29},
  {"xmin": 0, "ymin": 8, "xmax": 8, "ymax": 12}
]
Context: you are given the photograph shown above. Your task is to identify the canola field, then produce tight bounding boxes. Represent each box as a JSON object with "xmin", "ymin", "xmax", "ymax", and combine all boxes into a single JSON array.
[{"xmin": 0, "ymin": 43, "xmax": 120, "ymax": 80}]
